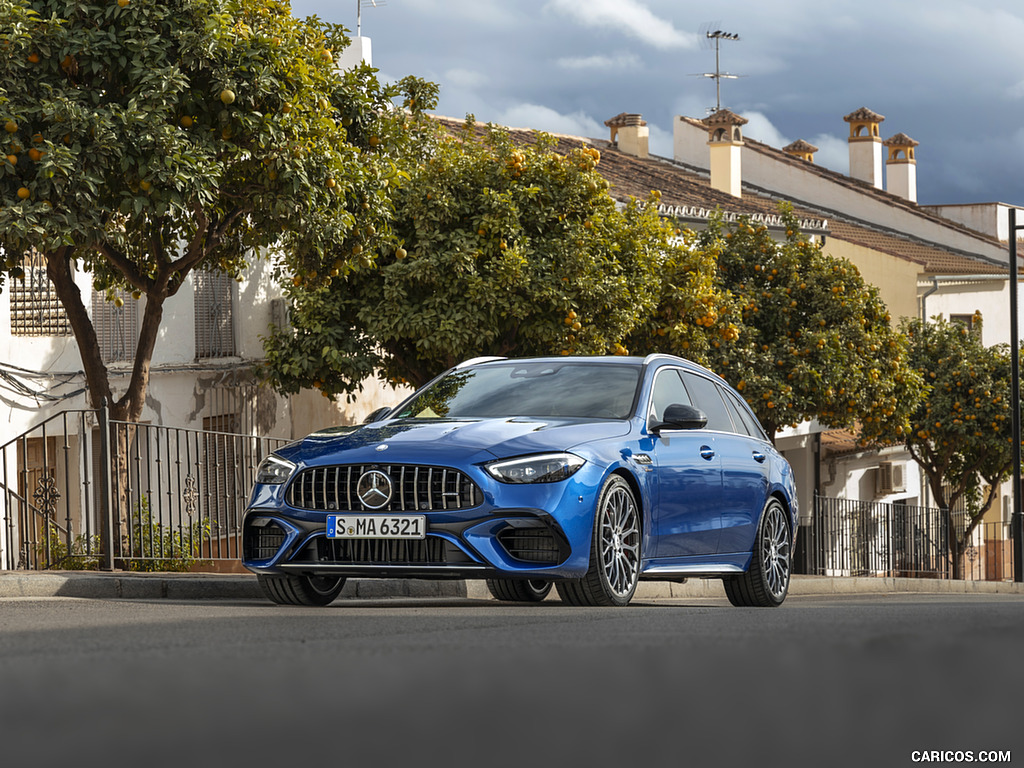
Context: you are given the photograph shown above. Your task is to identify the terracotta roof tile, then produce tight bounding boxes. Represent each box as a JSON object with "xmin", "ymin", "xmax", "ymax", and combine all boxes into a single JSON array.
[
  {"xmin": 431, "ymin": 114, "xmax": 1005, "ymax": 278},
  {"xmin": 844, "ymin": 107, "xmax": 886, "ymax": 123}
]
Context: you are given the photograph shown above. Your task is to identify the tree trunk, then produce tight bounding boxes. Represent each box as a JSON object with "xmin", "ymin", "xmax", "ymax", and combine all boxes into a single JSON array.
[{"xmin": 45, "ymin": 249, "xmax": 171, "ymax": 564}]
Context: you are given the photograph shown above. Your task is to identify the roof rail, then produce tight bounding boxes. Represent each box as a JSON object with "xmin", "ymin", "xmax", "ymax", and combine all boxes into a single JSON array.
[{"xmin": 455, "ymin": 356, "xmax": 507, "ymax": 368}]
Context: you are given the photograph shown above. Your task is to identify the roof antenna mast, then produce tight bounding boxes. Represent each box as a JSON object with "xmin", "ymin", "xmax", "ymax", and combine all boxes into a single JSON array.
[
  {"xmin": 357, "ymin": 0, "xmax": 387, "ymax": 36},
  {"xmin": 698, "ymin": 24, "xmax": 741, "ymax": 113}
]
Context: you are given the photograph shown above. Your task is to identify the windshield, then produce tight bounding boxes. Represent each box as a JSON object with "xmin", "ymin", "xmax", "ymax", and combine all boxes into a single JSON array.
[{"xmin": 394, "ymin": 362, "xmax": 641, "ymax": 420}]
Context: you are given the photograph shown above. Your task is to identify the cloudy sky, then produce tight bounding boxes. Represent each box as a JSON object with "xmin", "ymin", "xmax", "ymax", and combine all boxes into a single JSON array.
[{"xmin": 291, "ymin": 0, "xmax": 1024, "ymax": 207}]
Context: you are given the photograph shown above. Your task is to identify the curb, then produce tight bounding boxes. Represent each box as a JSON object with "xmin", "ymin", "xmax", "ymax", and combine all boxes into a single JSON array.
[{"xmin": 2, "ymin": 572, "xmax": 1021, "ymax": 601}]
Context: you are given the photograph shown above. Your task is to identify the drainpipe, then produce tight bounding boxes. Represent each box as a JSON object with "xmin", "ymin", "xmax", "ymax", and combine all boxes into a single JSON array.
[{"xmin": 919, "ymin": 276, "xmax": 939, "ymax": 322}]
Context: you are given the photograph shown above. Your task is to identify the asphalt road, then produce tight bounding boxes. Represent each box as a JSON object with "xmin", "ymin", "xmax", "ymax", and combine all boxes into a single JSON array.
[{"xmin": 1, "ymin": 593, "xmax": 1022, "ymax": 768}]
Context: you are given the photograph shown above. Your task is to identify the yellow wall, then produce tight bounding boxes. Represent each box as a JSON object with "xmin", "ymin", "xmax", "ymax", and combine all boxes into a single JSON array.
[{"xmin": 823, "ymin": 238, "xmax": 922, "ymax": 323}]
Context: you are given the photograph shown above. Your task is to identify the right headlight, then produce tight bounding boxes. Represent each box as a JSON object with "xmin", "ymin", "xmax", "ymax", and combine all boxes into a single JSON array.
[
  {"xmin": 485, "ymin": 453, "xmax": 585, "ymax": 484},
  {"xmin": 255, "ymin": 454, "xmax": 296, "ymax": 485}
]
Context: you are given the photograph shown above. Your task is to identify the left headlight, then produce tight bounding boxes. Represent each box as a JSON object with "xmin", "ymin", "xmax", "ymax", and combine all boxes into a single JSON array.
[
  {"xmin": 485, "ymin": 453, "xmax": 585, "ymax": 484},
  {"xmin": 255, "ymin": 454, "xmax": 296, "ymax": 485}
]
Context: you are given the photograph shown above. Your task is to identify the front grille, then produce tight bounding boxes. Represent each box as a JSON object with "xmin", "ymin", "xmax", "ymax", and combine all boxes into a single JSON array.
[
  {"xmin": 287, "ymin": 465, "xmax": 481, "ymax": 512},
  {"xmin": 497, "ymin": 526, "xmax": 563, "ymax": 565},
  {"xmin": 314, "ymin": 536, "xmax": 453, "ymax": 565},
  {"xmin": 244, "ymin": 520, "xmax": 287, "ymax": 561}
]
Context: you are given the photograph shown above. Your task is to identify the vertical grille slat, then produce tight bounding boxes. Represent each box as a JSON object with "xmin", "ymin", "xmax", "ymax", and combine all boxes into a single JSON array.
[{"xmin": 287, "ymin": 464, "xmax": 481, "ymax": 512}]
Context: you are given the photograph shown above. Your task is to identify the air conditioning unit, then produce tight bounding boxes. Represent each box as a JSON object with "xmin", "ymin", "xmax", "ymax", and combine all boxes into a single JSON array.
[{"xmin": 875, "ymin": 461, "xmax": 906, "ymax": 495}]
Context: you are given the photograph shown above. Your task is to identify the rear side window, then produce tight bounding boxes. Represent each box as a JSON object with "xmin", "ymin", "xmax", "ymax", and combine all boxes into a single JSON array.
[
  {"xmin": 723, "ymin": 390, "xmax": 767, "ymax": 440},
  {"xmin": 680, "ymin": 372, "xmax": 735, "ymax": 433}
]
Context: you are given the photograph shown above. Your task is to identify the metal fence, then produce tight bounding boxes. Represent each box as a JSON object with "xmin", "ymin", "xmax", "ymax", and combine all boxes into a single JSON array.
[
  {"xmin": 1, "ymin": 406, "xmax": 287, "ymax": 572},
  {"xmin": 798, "ymin": 495, "xmax": 1016, "ymax": 581}
]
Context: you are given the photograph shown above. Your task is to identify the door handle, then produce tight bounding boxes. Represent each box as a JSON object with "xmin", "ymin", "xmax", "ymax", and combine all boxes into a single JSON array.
[
  {"xmin": 700, "ymin": 446, "xmax": 715, "ymax": 461},
  {"xmin": 752, "ymin": 451, "xmax": 767, "ymax": 463}
]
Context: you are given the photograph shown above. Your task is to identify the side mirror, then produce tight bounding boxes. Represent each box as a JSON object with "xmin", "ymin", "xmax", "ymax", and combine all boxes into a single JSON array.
[
  {"xmin": 651, "ymin": 403, "xmax": 708, "ymax": 432},
  {"xmin": 363, "ymin": 406, "xmax": 392, "ymax": 424}
]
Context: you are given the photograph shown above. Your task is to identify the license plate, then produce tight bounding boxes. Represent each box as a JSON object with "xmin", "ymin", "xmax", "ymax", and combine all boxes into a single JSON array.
[{"xmin": 326, "ymin": 514, "xmax": 426, "ymax": 540}]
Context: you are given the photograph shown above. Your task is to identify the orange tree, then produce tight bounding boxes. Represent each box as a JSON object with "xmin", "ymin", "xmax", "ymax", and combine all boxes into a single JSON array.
[
  {"xmin": 260, "ymin": 119, "xmax": 731, "ymax": 393},
  {"xmin": 900, "ymin": 315, "xmax": 1020, "ymax": 579},
  {"xmin": 0, "ymin": 0, "xmax": 426, "ymax": 424},
  {"xmin": 631, "ymin": 209, "xmax": 923, "ymax": 442}
]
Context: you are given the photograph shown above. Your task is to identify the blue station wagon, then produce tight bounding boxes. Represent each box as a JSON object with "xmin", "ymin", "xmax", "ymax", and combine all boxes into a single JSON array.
[{"xmin": 242, "ymin": 355, "xmax": 798, "ymax": 607}]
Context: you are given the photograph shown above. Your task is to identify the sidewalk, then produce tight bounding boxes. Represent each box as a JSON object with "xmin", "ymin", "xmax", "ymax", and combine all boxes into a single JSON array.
[{"xmin": 1, "ymin": 571, "xmax": 1022, "ymax": 601}]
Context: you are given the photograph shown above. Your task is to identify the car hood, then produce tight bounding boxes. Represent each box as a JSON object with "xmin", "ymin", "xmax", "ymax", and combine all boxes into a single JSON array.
[{"xmin": 276, "ymin": 417, "xmax": 632, "ymax": 467}]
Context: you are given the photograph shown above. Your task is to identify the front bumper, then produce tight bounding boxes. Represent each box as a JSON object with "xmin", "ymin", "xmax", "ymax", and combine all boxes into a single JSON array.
[{"xmin": 242, "ymin": 462, "xmax": 607, "ymax": 580}]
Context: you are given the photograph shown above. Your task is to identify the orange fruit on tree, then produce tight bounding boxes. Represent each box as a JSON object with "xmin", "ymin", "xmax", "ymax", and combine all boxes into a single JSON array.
[
  {"xmin": 4, "ymin": 120, "xmax": 17, "ymax": 134},
  {"xmin": 180, "ymin": 115, "xmax": 193, "ymax": 128},
  {"xmin": 219, "ymin": 89, "xmax": 236, "ymax": 105},
  {"xmin": 16, "ymin": 187, "xmax": 30, "ymax": 199},
  {"xmin": 27, "ymin": 147, "xmax": 43, "ymax": 161},
  {"xmin": 118, "ymin": 0, "xmax": 130, "ymax": 6},
  {"xmin": 27, "ymin": 52, "xmax": 39, "ymax": 64},
  {"xmin": 5, "ymin": 154, "xmax": 16, "ymax": 165}
]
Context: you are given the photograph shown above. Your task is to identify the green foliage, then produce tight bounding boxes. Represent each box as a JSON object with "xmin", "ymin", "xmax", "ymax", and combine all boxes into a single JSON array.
[
  {"xmin": 262, "ymin": 119, "xmax": 725, "ymax": 392},
  {"xmin": 127, "ymin": 495, "xmax": 209, "ymax": 572},
  {"xmin": 901, "ymin": 315, "xmax": 1018, "ymax": 526},
  {"xmin": 639, "ymin": 208, "xmax": 924, "ymax": 440},
  {"xmin": 0, "ymin": 0, "xmax": 432, "ymax": 419},
  {"xmin": 36, "ymin": 523, "xmax": 100, "ymax": 570}
]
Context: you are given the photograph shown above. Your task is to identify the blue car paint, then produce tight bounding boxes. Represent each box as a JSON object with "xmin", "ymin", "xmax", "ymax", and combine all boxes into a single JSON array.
[{"xmin": 242, "ymin": 355, "xmax": 799, "ymax": 588}]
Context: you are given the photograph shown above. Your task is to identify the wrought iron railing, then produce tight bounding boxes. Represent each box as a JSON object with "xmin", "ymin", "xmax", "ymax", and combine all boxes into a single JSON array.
[
  {"xmin": 798, "ymin": 495, "xmax": 1016, "ymax": 581},
  {"xmin": 1, "ymin": 405, "xmax": 287, "ymax": 571}
]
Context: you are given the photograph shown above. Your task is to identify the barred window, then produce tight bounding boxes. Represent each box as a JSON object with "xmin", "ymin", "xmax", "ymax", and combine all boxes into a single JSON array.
[
  {"xmin": 194, "ymin": 271, "xmax": 235, "ymax": 359},
  {"xmin": 92, "ymin": 288, "xmax": 138, "ymax": 363},
  {"xmin": 10, "ymin": 252, "xmax": 71, "ymax": 336}
]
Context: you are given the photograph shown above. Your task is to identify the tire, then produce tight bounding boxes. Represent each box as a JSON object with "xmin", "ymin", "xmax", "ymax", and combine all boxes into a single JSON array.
[
  {"xmin": 257, "ymin": 573, "xmax": 347, "ymax": 606},
  {"xmin": 724, "ymin": 498, "xmax": 791, "ymax": 608},
  {"xmin": 486, "ymin": 578, "xmax": 553, "ymax": 602},
  {"xmin": 556, "ymin": 475, "xmax": 641, "ymax": 607}
]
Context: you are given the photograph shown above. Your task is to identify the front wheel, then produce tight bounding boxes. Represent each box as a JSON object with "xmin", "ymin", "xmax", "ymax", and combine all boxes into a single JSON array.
[
  {"xmin": 557, "ymin": 475, "xmax": 641, "ymax": 607},
  {"xmin": 723, "ymin": 498, "xmax": 791, "ymax": 607},
  {"xmin": 486, "ymin": 578, "xmax": 552, "ymax": 602},
  {"xmin": 257, "ymin": 574, "xmax": 347, "ymax": 606}
]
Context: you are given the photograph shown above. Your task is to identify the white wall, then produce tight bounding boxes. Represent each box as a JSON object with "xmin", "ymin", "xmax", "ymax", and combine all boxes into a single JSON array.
[{"xmin": 673, "ymin": 116, "xmax": 1008, "ymax": 266}]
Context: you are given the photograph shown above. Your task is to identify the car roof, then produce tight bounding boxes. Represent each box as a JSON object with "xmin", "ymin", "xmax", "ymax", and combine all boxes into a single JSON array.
[{"xmin": 461, "ymin": 354, "xmax": 722, "ymax": 380}]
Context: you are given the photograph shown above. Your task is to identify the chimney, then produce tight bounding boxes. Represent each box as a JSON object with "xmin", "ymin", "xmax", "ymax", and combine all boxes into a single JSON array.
[
  {"xmin": 783, "ymin": 139, "xmax": 818, "ymax": 163},
  {"xmin": 702, "ymin": 108, "xmax": 747, "ymax": 197},
  {"xmin": 883, "ymin": 133, "xmax": 919, "ymax": 203},
  {"xmin": 604, "ymin": 113, "xmax": 649, "ymax": 159},
  {"xmin": 844, "ymin": 107, "xmax": 885, "ymax": 188}
]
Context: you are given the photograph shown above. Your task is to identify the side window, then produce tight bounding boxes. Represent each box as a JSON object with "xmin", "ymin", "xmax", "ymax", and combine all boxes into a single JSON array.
[
  {"xmin": 680, "ymin": 372, "xmax": 735, "ymax": 432},
  {"xmin": 648, "ymin": 369, "xmax": 692, "ymax": 423},
  {"xmin": 721, "ymin": 389, "xmax": 755, "ymax": 437},
  {"xmin": 724, "ymin": 389, "xmax": 768, "ymax": 440}
]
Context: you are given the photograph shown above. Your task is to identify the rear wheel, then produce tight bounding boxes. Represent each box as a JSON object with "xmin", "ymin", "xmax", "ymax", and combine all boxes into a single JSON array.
[
  {"xmin": 557, "ymin": 475, "xmax": 640, "ymax": 607},
  {"xmin": 723, "ymin": 498, "xmax": 791, "ymax": 607},
  {"xmin": 257, "ymin": 574, "xmax": 347, "ymax": 606},
  {"xmin": 486, "ymin": 578, "xmax": 552, "ymax": 602}
]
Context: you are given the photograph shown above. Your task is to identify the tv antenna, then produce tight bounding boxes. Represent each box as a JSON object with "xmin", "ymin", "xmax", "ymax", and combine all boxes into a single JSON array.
[
  {"xmin": 693, "ymin": 24, "xmax": 743, "ymax": 113},
  {"xmin": 357, "ymin": 0, "xmax": 387, "ymax": 36}
]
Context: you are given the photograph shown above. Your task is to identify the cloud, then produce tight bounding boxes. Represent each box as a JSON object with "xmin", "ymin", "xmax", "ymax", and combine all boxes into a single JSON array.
[
  {"xmin": 739, "ymin": 111, "xmax": 789, "ymax": 147},
  {"xmin": 445, "ymin": 68, "xmax": 488, "ymax": 90},
  {"xmin": 494, "ymin": 103, "xmax": 606, "ymax": 140},
  {"xmin": 557, "ymin": 52, "xmax": 642, "ymax": 71},
  {"xmin": 544, "ymin": 0, "xmax": 698, "ymax": 50}
]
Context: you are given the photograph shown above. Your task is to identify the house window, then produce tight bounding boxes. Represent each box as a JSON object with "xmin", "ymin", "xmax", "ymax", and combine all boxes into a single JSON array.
[
  {"xmin": 92, "ymin": 288, "xmax": 138, "ymax": 363},
  {"xmin": 949, "ymin": 314, "xmax": 981, "ymax": 338},
  {"xmin": 194, "ymin": 271, "xmax": 235, "ymax": 359},
  {"xmin": 10, "ymin": 252, "xmax": 71, "ymax": 336}
]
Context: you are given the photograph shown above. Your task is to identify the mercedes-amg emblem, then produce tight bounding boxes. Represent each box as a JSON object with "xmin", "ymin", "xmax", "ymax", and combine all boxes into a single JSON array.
[{"xmin": 356, "ymin": 469, "xmax": 393, "ymax": 509}]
